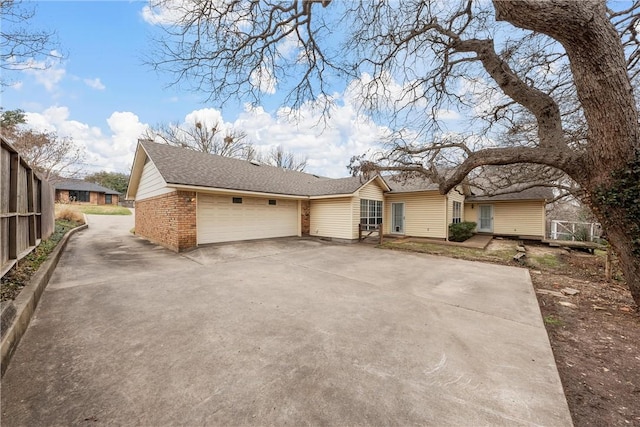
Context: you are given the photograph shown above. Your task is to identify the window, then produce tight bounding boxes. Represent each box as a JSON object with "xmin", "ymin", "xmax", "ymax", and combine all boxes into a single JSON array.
[
  {"xmin": 268, "ymin": 199, "xmax": 277, "ymax": 206},
  {"xmin": 69, "ymin": 190, "xmax": 90, "ymax": 202},
  {"xmin": 360, "ymin": 199, "xmax": 383, "ymax": 230},
  {"xmin": 232, "ymin": 197, "xmax": 243, "ymax": 204},
  {"xmin": 452, "ymin": 201, "xmax": 462, "ymax": 224}
]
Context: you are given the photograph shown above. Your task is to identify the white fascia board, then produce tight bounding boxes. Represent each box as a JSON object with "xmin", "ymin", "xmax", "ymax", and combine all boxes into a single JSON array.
[{"xmin": 167, "ymin": 184, "xmax": 307, "ymax": 200}]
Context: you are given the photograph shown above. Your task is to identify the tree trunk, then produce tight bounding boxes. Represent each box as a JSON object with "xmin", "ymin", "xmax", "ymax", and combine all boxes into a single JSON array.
[
  {"xmin": 589, "ymin": 197, "xmax": 640, "ymax": 304},
  {"xmin": 494, "ymin": 0, "xmax": 640, "ymax": 308}
]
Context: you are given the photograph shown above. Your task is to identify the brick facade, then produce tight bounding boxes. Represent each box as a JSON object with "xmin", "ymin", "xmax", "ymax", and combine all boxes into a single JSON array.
[
  {"xmin": 135, "ymin": 191, "xmax": 197, "ymax": 252},
  {"xmin": 301, "ymin": 200, "xmax": 310, "ymax": 235},
  {"xmin": 55, "ymin": 190, "xmax": 119, "ymax": 205}
]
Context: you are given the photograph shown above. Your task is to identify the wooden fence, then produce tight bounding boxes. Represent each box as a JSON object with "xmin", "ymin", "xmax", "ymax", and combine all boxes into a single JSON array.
[{"xmin": 1, "ymin": 135, "xmax": 55, "ymax": 278}]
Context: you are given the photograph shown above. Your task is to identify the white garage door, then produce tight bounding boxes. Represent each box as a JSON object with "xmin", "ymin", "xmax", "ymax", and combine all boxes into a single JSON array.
[{"xmin": 197, "ymin": 194, "xmax": 299, "ymax": 244}]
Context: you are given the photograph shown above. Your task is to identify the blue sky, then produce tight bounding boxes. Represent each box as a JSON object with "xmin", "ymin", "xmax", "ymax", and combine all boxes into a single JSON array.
[{"xmin": 3, "ymin": 1, "xmax": 394, "ymax": 178}]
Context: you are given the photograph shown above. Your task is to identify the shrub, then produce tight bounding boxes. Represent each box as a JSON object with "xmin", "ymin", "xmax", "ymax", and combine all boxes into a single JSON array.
[
  {"xmin": 449, "ymin": 221, "xmax": 477, "ymax": 242},
  {"xmin": 56, "ymin": 207, "xmax": 85, "ymax": 224}
]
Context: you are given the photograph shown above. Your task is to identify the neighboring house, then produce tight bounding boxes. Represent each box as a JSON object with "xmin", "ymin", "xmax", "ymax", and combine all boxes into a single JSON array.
[
  {"xmin": 127, "ymin": 140, "xmax": 551, "ymax": 252},
  {"xmin": 54, "ymin": 178, "xmax": 120, "ymax": 205}
]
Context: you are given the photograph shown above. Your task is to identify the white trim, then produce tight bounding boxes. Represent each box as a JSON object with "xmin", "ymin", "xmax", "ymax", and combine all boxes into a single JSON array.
[
  {"xmin": 168, "ymin": 184, "xmax": 306, "ymax": 200},
  {"xmin": 391, "ymin": 202, "xmax": 405, "ymax": 234},
  {"xmin": 309, "ymin": 193, "xmax": 356, "ymax": 200},
  {"xmin": 478, "ymin": 204, "xmax": 494, "ymax": 233}
]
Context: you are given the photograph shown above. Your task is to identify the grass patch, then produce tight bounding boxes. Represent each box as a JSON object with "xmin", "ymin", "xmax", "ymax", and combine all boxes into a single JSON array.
[
  {"xmin": 1, "ymin": 219, "xmax": 81, "ymax": 301},
  {"xmin": 382, "ymin": 240, "xmax": 513, "ymax": 264},
  {"xmin": 543, "ymin": 315, "xmax": 564, "ymax": 326},
  {"xmin": 55, "ymin": 203, "xmax": 131, "ymax": 216},
  {"xmin": 531, "ymin": 254, "xmax": 561, "ymax": 268}
]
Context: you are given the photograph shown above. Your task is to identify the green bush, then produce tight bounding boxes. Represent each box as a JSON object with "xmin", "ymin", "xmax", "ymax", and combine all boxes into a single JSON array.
[{"xmin": 449, "ymin": 221, "xmax": 477, "ymax": 242}]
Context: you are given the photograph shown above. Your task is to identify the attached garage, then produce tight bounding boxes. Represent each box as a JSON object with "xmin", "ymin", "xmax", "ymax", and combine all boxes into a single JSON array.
[{"xmin": 197, "ymin": 194, "xmax": 299, "ymax": 244}]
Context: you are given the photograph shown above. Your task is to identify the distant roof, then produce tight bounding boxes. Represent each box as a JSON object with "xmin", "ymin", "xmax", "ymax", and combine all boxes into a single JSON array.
[
  {"xmin": 54, "ymin": 178, "xmax": 120, "ymax": 195},
  {"xmin": 139, "ymin": 141, "xmax": 375, "ymax": 197},
  {"xmin": 466, "ymin": 186, "xmax": 554, "ymax": 202}
]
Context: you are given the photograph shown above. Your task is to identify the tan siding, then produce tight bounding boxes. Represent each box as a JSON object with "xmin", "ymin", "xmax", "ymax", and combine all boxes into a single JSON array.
[
  {"xmin": 136, "ymin": 160, "xmax": 172, "ymax": 200},
  {"xmin": 358, "ymin": 180, "xmax": 385, "ymax": 201},
  {"xmin": 384, "ymin": 192, "xmax": 447, "ymax": 238},
  {"xmin": 465, "ymin": 200, "xmax": 546, "ymax": 237},
  {"xmin": 447, "ymin": 187, "xmax": 465, "ymax": 224},
  {"xmin": 351, "ymin": 197, "xmax": 360, "ymax": 239},
  {"xmin": 310, "ymin": 198, "xmax": 354, "ymax": 240},
  {"xmin": 464, "ymin": 204, "xmax": 476, "ymax": 228}
]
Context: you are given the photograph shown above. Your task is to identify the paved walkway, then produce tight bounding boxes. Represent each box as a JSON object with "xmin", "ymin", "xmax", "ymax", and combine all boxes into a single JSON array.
[{"xmin": 1, "ymin": 215, "xmax": 572, "ymax": 426}]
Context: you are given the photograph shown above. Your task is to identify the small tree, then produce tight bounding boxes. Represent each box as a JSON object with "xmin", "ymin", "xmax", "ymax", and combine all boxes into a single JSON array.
[
  {"xmin": 10, "ymin": 129, "xmax": 84, "ymax": 180},
  {"xmin": 1, "ymin": 108, "xmax": 85, "ymax": 179},
  {"xmin": 261, "ymin": 145, "xmax": 307, "ymax": 171},
  {"xmin": 144, "ymin": 120, "xmax": 253, "ymax": 159}
]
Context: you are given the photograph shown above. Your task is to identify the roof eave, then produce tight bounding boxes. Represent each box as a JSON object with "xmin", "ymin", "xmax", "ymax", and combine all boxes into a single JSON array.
[
  {"xmin": 125, "ymin": 142, "xmax": 149, "ymax": 200},
  {"xmin": 167, "ymin": 183, "xmax": 308, "ymax": 200}
]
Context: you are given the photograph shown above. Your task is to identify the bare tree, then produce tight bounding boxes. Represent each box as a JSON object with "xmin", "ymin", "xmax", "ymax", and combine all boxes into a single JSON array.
[
  {"xmin": 144, "ymin": 120, "xmax": 253, "ymax": 159},
  {"xmin": 147, "ymin": 0, "xmax": 640, "ymax": 306},
  {"xmin": 9, "ymin": 129, "xmax": 84, "ymax": 180},
  {"xmin": 261, "ymin": 145, "xmax": 307, "ymax": 171},
  {"xmin": 1, "ymin": 0, "xmax": 62, "ymax": 86}
]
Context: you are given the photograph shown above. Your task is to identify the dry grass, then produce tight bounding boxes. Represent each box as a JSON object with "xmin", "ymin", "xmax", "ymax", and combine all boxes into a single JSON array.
[
  {"xmin": 55, "ymin": 207, "xmax": 86, "ymax": 224},
  {"xmin": 54, "ymin": 203, "xmax": 131, "ymax": 217}
]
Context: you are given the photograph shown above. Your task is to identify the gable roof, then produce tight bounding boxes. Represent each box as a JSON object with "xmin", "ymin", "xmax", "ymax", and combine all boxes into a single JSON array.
[
  {"xmin": 383, "ymin": 175, "xmax": 440, "ymax": 193},
  {"xmin": 129, "ymin": 141, "xmax": 388, "ymax": 198},
  {"xmin": 54, "ymin": 178, "xmax": 120, "ymax": 195}
]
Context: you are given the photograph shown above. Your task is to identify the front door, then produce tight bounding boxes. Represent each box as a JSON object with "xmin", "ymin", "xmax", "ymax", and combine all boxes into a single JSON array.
[
  {"xmin": 478, "ymin": 205, "xmax": 493, "ymax": 233},
  {"xmin": 391, "ymin": 202, "xmax": 405, "ymax": 234}
]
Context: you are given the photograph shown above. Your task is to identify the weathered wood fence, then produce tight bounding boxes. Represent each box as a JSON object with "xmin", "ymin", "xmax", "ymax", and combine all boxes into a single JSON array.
[{"xmin": 1, "ymin": 135, "xmax": 55, "ymax": 277}]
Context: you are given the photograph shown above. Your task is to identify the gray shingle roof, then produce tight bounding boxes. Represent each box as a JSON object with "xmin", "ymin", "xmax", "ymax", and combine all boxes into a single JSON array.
[
  {"xmin": 54, "ymin": 178, "xmax": 120, "ymax": 195},
  {"xmin": 383, "ymin": 175, "xmax": 440, "ymax": 193},
  {"xmin": 141, "ymin": 141, "xmax": 369, "ymax": 197},
  {"xmin": 466, "ymin": 186, "xmax": 554, "ymax": 202},
  {"xmin": 140, "ymin": 141, "xmax": 551, "ymax": 201}
]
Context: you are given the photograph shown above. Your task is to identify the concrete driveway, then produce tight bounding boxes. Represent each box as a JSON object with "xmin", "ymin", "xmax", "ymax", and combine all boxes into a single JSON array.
[{"xmin": 1, "ymin": 215, "xmax": 572, "ymax": 426}]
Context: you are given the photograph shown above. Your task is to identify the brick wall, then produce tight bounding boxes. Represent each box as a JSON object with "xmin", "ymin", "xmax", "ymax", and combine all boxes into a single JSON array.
[
  {"xmin": 135, "ymin": 190, "xmax": 197, "ymax": 251},
  {"xmin": 301, "ymin": 200, "xmax": 310, "ymax": 235}
]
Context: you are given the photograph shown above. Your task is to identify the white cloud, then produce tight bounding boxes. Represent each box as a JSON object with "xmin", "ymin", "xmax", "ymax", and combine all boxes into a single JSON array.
[
  {"xmin": 21, "ymin": 57, "xmax": 66, "ymax": 92},
  {"xmin": 236, "ymin": 98, "xmax": 389, "ymax": 178},
  {"xmin": 433, "ymin": 109, "xmax": 461, "ymax": 121},
  {"xmin": 344, "ymin": 71, "xmax": 428, "ymax": 113},
  {"xmin": 250, "ymin": 65, "xmax": 277, "ymax": 95},
  {"xmin": 140, "ymin": 0, "xmax": 187, "ymax": 25},
  {"xmin": 22, "ymin": 107, "xmax": 148, "ymax": 176},
  {"xmin": 8, "ymin": 81, "xmax": 23, "ymax": 90},
  {"xmin": 84, "ymin": 77, "xmax": 106, "ymax": 91}
]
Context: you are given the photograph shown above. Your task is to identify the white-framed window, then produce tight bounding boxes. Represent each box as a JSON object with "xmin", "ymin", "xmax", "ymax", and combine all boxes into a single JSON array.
[
  {"xmin": 452, "ymin": 201, "xmax": 462, "ymax": 224},
  {"xmin": 268, "ymin": 199, "xmax": 277, "ymax": 206},
  {"xmin": 360, "ymin": 199, "xmax": 383, "ymax": 230}
]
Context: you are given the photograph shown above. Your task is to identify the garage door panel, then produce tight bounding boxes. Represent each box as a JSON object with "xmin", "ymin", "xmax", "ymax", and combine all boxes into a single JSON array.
[{"xmin": 197, "ymin": 195, "xmax": 298, "ymax": 244}]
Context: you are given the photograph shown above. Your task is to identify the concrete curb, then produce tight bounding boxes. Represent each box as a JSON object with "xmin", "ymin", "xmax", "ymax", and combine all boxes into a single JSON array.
[{"xmin": 1, "ymin": 222, "xmax": 88, "ymax": 378}]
